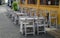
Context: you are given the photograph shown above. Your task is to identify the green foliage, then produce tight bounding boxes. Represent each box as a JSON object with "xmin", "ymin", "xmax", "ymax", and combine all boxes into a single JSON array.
[{"xmin": 12, "ymin": 1, "xmax": 18, "ymax": 11}]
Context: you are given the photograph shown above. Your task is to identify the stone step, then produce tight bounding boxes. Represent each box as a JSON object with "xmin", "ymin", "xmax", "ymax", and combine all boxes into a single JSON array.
[{"xmin": 47, "ymin": 30, "xmax": 60, "ymax": 38}]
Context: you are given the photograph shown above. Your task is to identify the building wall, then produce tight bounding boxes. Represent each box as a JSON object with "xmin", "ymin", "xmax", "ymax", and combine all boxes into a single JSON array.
[
  {"xmin": 0, "ymin": 0, "xmax": 5, "ymax": 5},
  {"xmin": 0, "ymin": 0, "xmax": 2, "ymax": 5},
  {"xmin": 58, "ymin": 1, "xmax": 60, "ymax": 25},
  {"xmin": 38, "ymin": 5, "xmax": 59, "ymax": 24},
  {"xmin": 8, "ymin": 0, "xmax": 14, "ymax": 7},
  {"xmin": 2, "ymin": 0, "xmax": 5, "ymax": 4},
  {"xmin": 5, "ymin": 0, "xmax": 8, "ymax": 3},
  {"xmin": 19, "ymin": 0, "xmax": 60, "ymax": 25}
]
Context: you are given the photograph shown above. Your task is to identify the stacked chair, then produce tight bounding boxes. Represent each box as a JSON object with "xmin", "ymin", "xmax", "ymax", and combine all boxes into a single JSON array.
[{"xmin": 49, "ymin": 10, "xmax": 57, "ymax": 28}]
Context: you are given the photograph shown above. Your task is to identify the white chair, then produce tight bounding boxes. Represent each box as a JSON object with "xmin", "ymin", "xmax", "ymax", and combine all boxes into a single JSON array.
[
  {"xmin": 36, "ymin": 17, "xmax": 46, "ymax": 35},
  {"xmin": 23, "ymin": 19, "xmax": 35, "ymax": 36},
  {"xmin": 49, "ymin": 10, "xmax": 57, "ymax": 28}
]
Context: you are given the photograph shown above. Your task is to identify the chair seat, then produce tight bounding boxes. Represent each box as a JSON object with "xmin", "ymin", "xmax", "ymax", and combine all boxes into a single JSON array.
[
  {"xmin": 37, "ymin": 24, "xmax": 44, "ymax": 27},
  {"xmin": 26, "ymin": 32, "xmax": 34, "ymax": 34},
  {"xmin": 25, "ymin": 25, "xmax": 34, "ymax": 27},
  {"xmin": 23, "ymin": 22, "xmax": 29, "ymax": 24}
]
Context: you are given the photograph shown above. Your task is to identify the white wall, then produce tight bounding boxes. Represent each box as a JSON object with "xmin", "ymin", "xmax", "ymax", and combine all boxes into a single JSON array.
[{"xmin": 5, "ymin": 0, "xmax": 8, "ymax": 3}]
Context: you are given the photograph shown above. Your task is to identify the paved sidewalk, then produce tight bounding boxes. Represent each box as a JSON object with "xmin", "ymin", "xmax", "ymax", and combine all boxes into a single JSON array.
[{"xmin": 0, "ymin": 5, "xmax": 55, "ymax": 38}]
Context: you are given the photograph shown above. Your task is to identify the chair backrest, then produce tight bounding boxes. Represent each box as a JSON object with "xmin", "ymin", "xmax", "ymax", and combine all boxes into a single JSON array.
[
  {"xmin": 25, "ymin": 19, "xmax": 34, "ymax": 25},
  {"xmin": 50, "ymin": 10, "xmax": 57, "ymax": 17},
  {"xmin": 36, "ymin": 17, "xmax": 45, "ymax": 25},
  {"xmin": 29, "ymin": 8, "xmax": 37, "ymax": 17}
]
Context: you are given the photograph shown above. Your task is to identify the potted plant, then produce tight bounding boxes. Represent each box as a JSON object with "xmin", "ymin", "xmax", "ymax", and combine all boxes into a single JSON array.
[{"xmin": 12, "ymin": 1, "xmax": 18, "ymax": 11}]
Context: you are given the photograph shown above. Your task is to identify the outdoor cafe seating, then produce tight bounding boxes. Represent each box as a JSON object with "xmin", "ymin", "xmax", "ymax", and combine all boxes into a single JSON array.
[
  {"xmin": 6, "ymin": 7, "xmax": 57, "ymax": 36},
  {"xmin": 18, "ymin": 8, "xmax": 46, "ymax": 36}
]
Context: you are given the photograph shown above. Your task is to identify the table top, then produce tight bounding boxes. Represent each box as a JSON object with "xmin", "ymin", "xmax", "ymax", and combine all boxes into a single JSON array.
[
  {"xmin": 14, "ymin": 12, "xmax": 23, "ymax": 14},
  {"xmin": 15, "ymin": 12, "xmax": 27, "ymax": 16},
  {"xmin": 19, "ymin": 16, "xmax": 45, "ymax": 20}
]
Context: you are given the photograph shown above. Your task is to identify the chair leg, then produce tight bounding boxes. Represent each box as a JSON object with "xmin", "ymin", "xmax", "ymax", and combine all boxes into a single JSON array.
[
  {"xmin": 36, "ymin": 23, "xmax": 38, "ymax": 35},
  {"xmin": 33, "ymin": 27, "xmax": 35, "ymax": 35},
  {"xmin": 37, "ymin": 26, "xmax": 39, "ymax": 35},
  {"xmin": 25, "ymin": 25, "xmax": 27, "ymax": 36}
]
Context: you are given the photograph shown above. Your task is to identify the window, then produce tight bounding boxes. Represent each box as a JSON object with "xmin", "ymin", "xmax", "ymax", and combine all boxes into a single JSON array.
[
  {"xmin": 20, "ymin": 0, "xmax": 25, "ymax": 4},
  {"xmin": 40, "ymin": 0, "xmax": 59, "ymax": 5},
  {"xmin": 28, "ymin": 0, "xmax": 37, "ymax": 4},
  {"xmin": 40, "ymin": 0, "xmax": 46, "ymax": 5},
  {"xmin": 55, "ymin": 0, "xmax": 59, "ymax": 5},
  {"xmin": 59, "ymin": 1, "xmax": 60, "ymax": 5}
]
